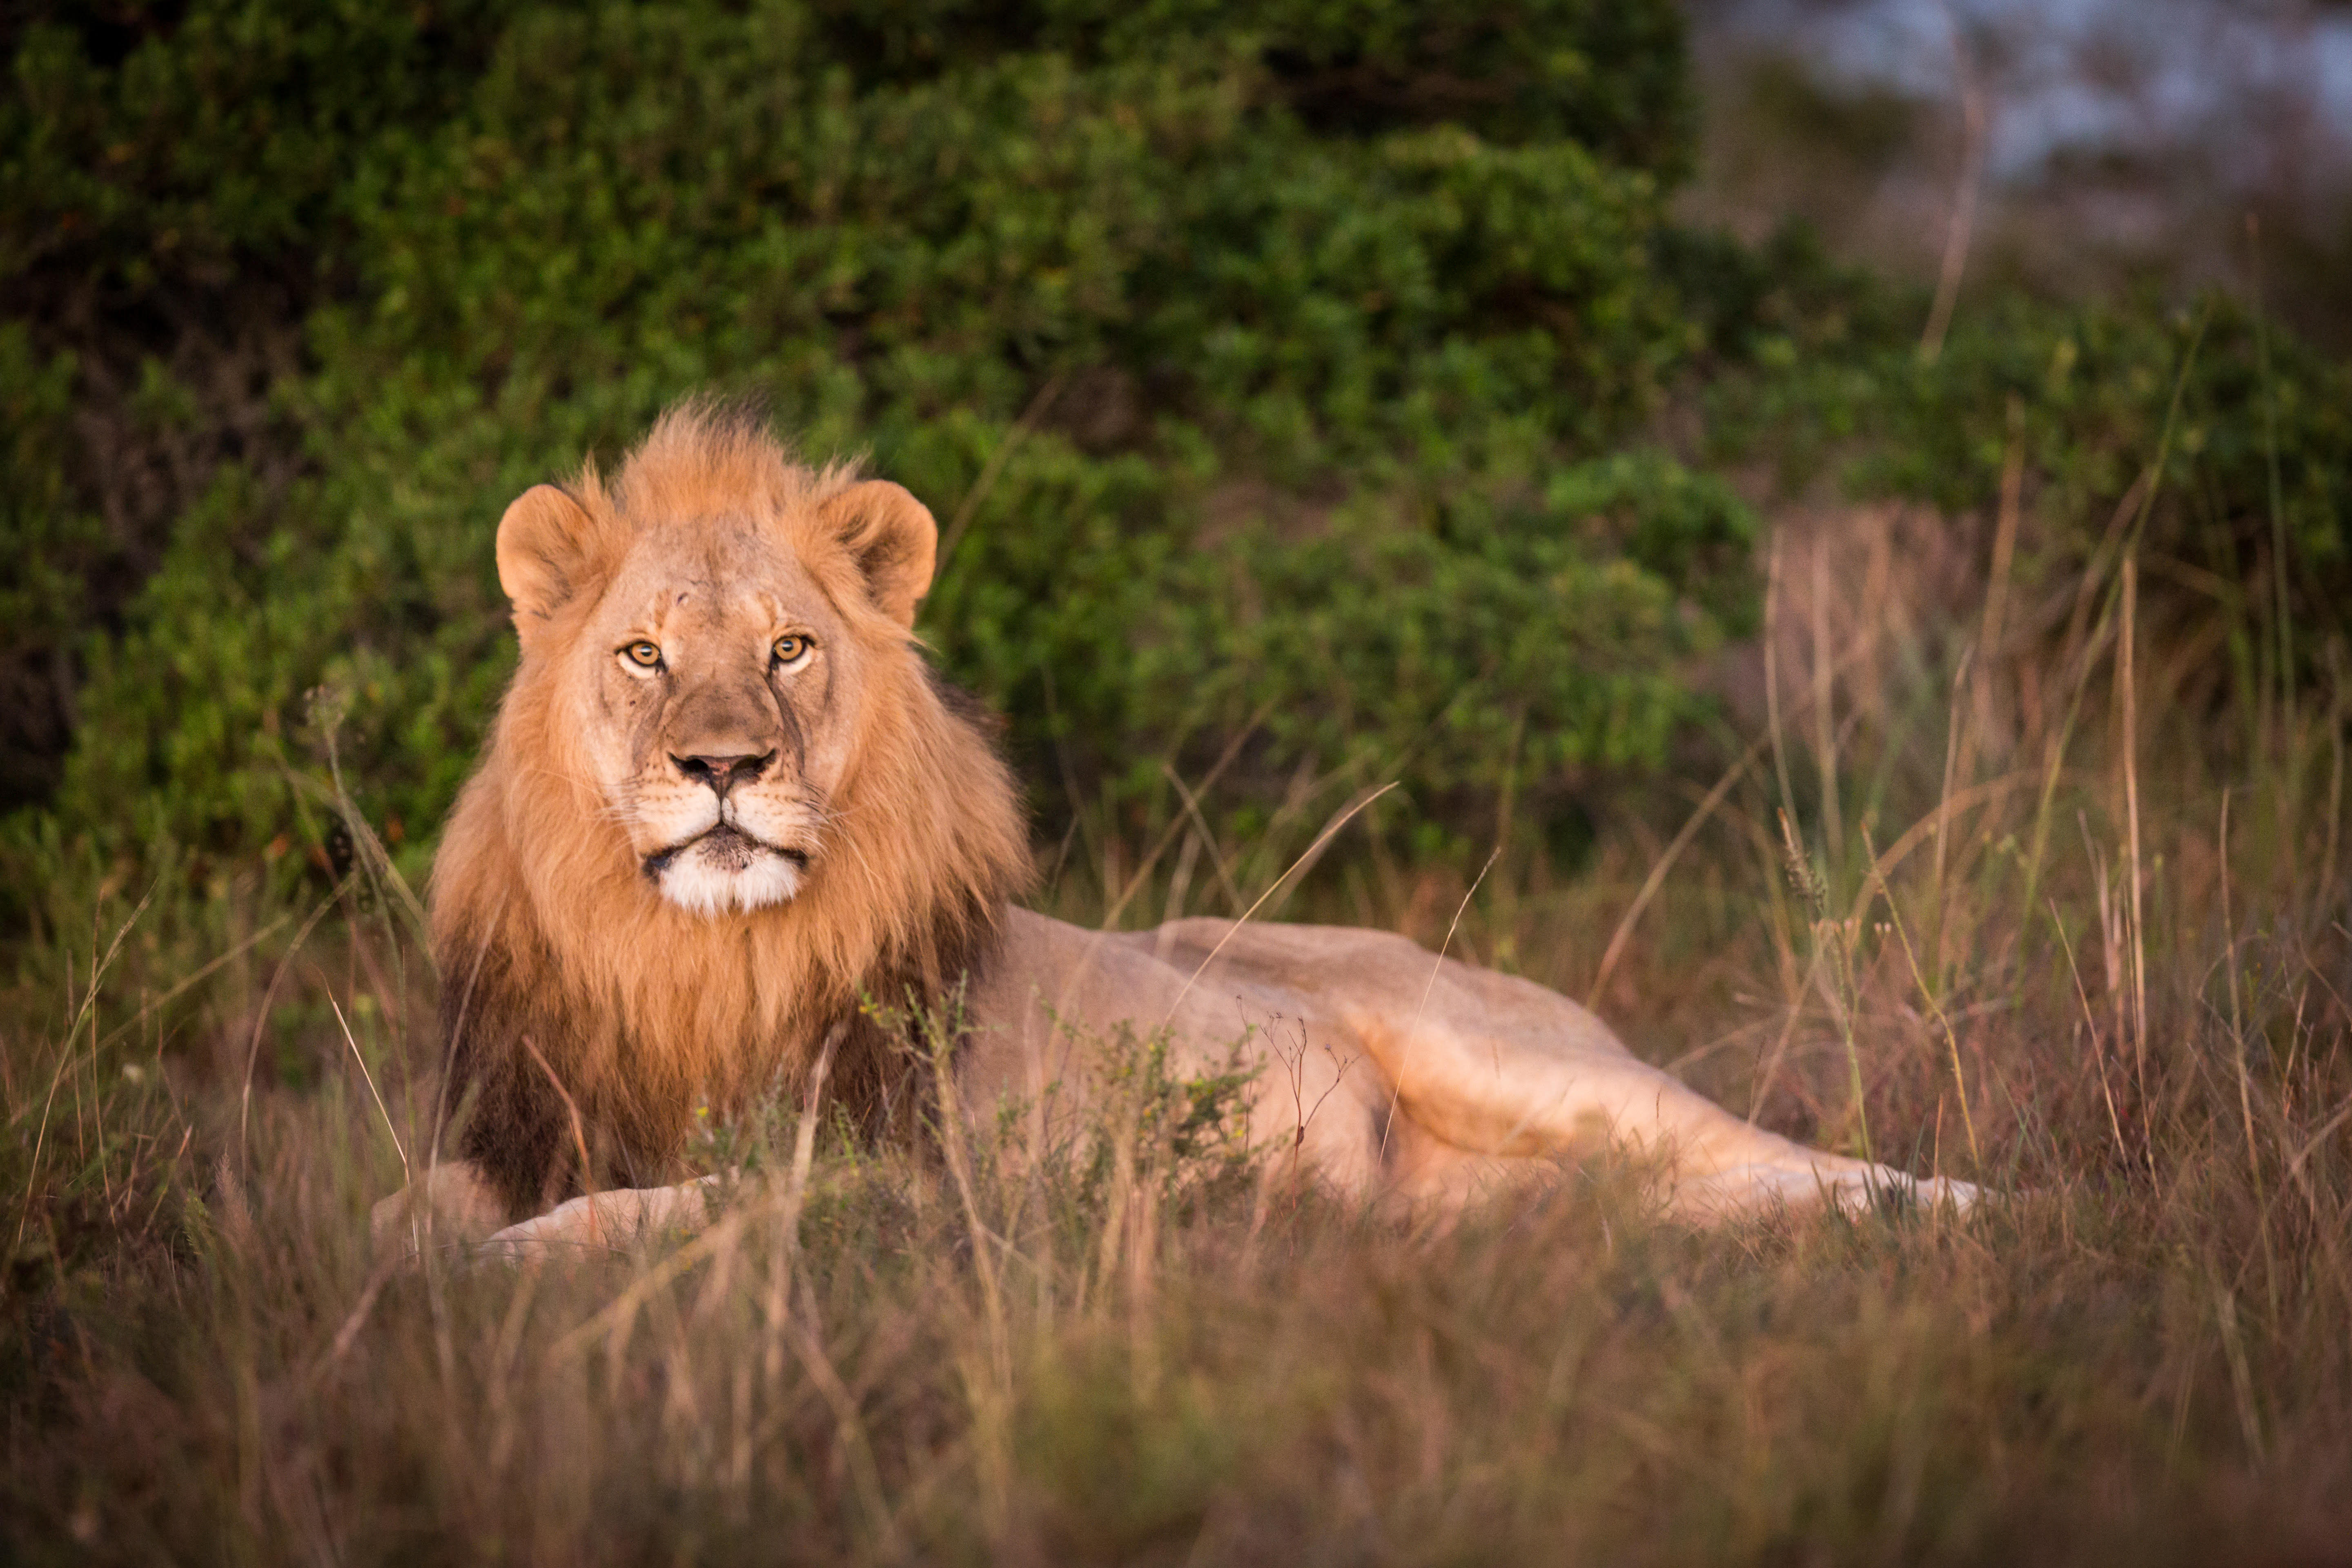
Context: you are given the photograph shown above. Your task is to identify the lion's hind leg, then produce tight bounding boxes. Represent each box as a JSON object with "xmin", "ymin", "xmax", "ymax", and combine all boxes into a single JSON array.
[
  {"xmin": 1667, "ymin": 1160, "xmax": 1980, "ymax": 1222},
  {"xmin": 1348, "ymin": 976, "xmax": 1977, "ymax": 1222}
]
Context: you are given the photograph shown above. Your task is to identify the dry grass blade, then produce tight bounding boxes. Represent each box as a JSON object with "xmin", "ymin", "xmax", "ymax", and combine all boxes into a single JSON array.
[
  {"xmin": 95, "ymin": 911, "xmax": 291, "ymax": 1055},
  {"xmin": 764, "ymin": 1025, "xmax": 840, "ymax": 1392},
  {"xmin": 1157, "ymin": 780, "xmax": 1399, "ymax": 1029},
  {"xmin": 786, "ymin": 1277, "xmax": 898, "ymax": 1554},
  {"xmin": 1860, "ymin": 825, "xmax": 1980, "ymax": 1166},
  {"xmin": 14, "ymin": 878, "xmax": 158, "ymax": 1252},
  {"xmin": 2121, "ymin": 553, "xmax": 2148, "ymax": 1078},
  {"xmin": 521, "ymin": 1033, "xmax": 599, "ymax": 1240},
  {"xmin": 1380, "ymin": 843, "xmax": 1502, "ymax": 1163},
  {"xmin": 544, "ymin": 1202, "xmax": 756, "ymax": 1365},
  {"xmin": 2049, "ymin": 896, "xmax": 2132, "ymax": 1172},
  {"xmin": 238, "ymin": 880, "xmax": 350, "ymax": 1166},
  {"xmin": 933, "ymin": 370, "xmax": 1067, "ymax": 577},
  {"xmin": 326, "ymin": 985, "xmax": 408, "ymax": 1191},
  {"xmin": 1588, "ymin": 739, "xmax": 1766, "ymax": 1008},
  {"xmin": 1152, "ymin": 760, "xmax": 1248, "ymax": 920}
]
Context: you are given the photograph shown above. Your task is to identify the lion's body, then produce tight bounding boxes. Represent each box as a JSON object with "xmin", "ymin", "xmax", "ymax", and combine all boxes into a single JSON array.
[
  {"xmin": 377, "ymin": 406, "xmax": 1971, "ymax": 1257},
  {"xmin": 961, "ymin": 909, "xmax": 1945, "ymax": 1217}
]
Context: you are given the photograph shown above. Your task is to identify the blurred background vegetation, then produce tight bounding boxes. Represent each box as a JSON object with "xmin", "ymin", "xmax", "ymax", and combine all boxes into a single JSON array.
[
  {"xmin": 0, "ymin": 0, "xmax": 2345, "ymax": 1012},
  {"xmin": 1685, "ymin": 0, "xmax": 2352, "ymax": 354}
]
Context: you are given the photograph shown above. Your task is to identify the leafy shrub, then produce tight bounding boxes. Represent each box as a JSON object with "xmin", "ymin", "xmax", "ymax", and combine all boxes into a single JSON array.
[
  {"xmin": 4, "ymin": 0, "xmax": 2346, "ymax": 942},
  {"xmin": 0, "ymin": 326, "xmax": 90, "ymax": 805},
  {"xmin": 0, "ymin": 2, "xmax": 525, "ymax": 815},
  {"xmin": 5, "ymin": 0, "xmax": 1731, "ymax": 906}
]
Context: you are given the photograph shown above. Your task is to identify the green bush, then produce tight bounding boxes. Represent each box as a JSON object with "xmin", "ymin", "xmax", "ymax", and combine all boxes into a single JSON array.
[
  {"xmin": 5, "ymin": 0, "xmax": 1730, "ymax": 905},
  {"xmin": 0, "ymin": 326, "xmax": 91, "ymax": 805},
  {"xmin": 4, "ymin": 0, "xmax": 2346, "ymax": 942}
]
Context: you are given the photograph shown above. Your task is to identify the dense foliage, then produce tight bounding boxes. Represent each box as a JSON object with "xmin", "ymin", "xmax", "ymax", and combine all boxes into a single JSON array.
[
  {"xmin": 2, "ymin": 0, "xmax": 2346, "ymax": 923},
  {"xmin": 1, "ymin": 0, "xmax": 1727, "ymax": 893}
]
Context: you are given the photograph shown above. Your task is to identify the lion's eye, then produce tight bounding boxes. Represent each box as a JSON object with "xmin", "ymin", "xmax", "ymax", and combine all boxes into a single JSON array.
[
  {"xmin": 771, "ymin": 634, "xmax": 813, "ymax": 666},
  {"xmin": 620, "ymin": 641, "xmax": 663, "ymax": 670}
]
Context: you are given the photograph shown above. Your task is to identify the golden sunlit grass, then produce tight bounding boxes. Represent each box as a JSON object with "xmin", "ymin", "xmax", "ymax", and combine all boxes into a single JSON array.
[{"xmin": 5, "ymin": 490, "xmax": 2350, "ymax": 1564}]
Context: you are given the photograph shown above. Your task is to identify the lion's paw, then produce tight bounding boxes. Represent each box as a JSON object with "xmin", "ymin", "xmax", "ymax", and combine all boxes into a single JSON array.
[{"xmin": 477, "ymin": 1177, "xmax": 723, "ymax": 1261}]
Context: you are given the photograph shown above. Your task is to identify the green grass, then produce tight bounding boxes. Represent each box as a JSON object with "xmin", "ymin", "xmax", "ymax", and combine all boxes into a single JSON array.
[{"xmin": 6, "ymin": 501, "xmax": 2350, "ymax": 1565}]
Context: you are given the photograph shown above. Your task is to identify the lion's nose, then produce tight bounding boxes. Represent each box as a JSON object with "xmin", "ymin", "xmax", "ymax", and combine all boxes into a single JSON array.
[{"xmin": 671, "ymin": 751, "xmax": 773, "ymax": 798}]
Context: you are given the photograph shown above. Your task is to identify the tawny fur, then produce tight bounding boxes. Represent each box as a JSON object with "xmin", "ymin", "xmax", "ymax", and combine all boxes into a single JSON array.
[{"xmin": 431, "ymin": 405, "xmax": 1029, "ymax": 1215}]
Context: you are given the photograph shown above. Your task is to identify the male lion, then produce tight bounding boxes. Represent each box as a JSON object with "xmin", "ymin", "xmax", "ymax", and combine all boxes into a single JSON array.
[{"xmin": 376, "ymin": 404, "xmax": 1974, "ymax": 1254}]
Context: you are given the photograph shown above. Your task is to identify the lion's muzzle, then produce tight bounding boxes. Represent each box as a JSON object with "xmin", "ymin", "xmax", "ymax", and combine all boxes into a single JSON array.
[
  {"xmin": 639, "ymin": 790, "xmax": 823, "ymax": 926},
  {"xmin": 643, "ymin": 819, "xmax": 811, "ymax": 915}
]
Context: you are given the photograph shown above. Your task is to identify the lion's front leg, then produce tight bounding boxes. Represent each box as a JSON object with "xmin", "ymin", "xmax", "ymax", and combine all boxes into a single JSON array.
[
  {"xmin": 371, "ymin": 1167, "xmax": 722, "ymax": 1263},
  {"xmin": 370, "ymin": 1160, "xmax": 512, "ymax": 1261},
  {"xmin": 477, "ymin": 1177, "xmax": 722, "ymax": 1258}
]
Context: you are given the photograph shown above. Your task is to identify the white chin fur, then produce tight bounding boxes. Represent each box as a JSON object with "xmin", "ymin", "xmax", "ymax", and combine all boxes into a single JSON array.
[{"xmin": 655, "ymin": 845, "xmax": 804, "ymax": 916}]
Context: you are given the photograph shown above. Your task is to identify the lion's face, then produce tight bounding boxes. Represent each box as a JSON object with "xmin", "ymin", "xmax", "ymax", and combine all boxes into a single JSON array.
[
  {"xmin": 570, "ymin": 524, "xmax": 866, "ymax": 915},
  {"xmin": 490, "ymin": 418, "xmax": 942, "ymax": 920},
  {"xmin": 430, "ymin": 408, "xmax": 1032, "ymax": 1213}
]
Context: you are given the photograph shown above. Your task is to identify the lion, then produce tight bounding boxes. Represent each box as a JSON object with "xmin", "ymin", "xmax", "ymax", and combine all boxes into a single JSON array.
[{"xmin": 374, "ymin": 403, "xmax": 1975, "ymax": 1256}]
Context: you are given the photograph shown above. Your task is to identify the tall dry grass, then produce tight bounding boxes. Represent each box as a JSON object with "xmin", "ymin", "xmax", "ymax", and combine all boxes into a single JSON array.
[{"xmin": 4, "ymin": 486, "xmax": 2350, "ymax": 1564}]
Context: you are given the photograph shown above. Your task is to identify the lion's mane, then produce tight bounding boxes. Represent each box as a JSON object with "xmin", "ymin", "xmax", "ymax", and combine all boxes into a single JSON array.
[{"xmin": 430, "ymin": 407, "xmax": 1031, "ymax": 1216}]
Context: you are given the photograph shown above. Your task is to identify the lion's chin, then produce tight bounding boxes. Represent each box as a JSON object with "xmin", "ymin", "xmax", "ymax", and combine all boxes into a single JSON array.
[{"xmin": 644, "ymin": 828, "xmax": 808, "ymax": 917}]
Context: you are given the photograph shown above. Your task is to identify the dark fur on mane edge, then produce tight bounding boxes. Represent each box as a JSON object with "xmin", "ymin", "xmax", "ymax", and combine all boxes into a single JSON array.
[{"xmin": 437, "ymin": 857, "xmax": 1015, "ymax": 1217}]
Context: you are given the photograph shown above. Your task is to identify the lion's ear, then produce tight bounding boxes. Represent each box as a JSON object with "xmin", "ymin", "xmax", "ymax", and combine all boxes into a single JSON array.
[
  {"xmin": 819, "ymin": 480, "xmax": 937, "ymax": 629},
  {"xmin": 496, "ymin": 485, "xmax": 596, "ymax": 640}
]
